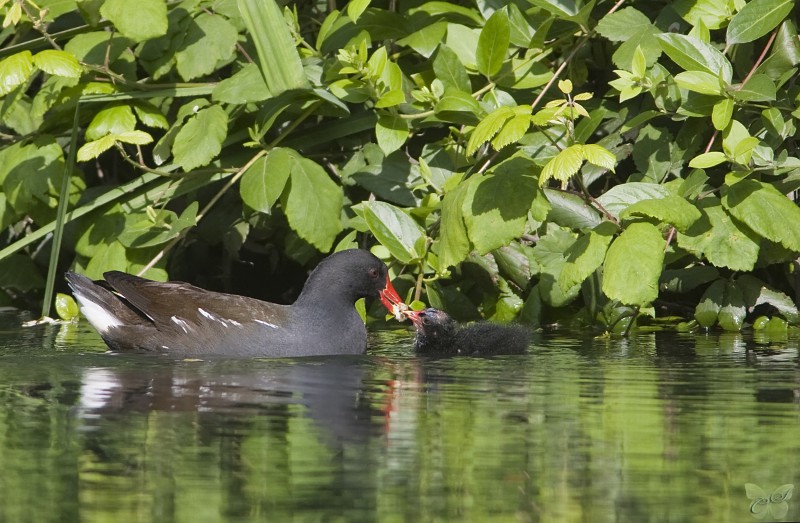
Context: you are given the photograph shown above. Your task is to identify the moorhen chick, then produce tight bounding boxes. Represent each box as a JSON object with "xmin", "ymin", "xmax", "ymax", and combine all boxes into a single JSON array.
[
  {"xmin": 66, "ymin": 249, "xmax": 405, "ymax": 357},
  {"xmin": 405, "ymin": 308, "xmax": 530, "ymax": 356}
]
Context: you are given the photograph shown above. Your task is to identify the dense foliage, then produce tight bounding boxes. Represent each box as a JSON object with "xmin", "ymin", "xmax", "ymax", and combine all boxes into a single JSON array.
[{"xmin": 0, "ymin": 0, "xmax": 799, "ymax": 332}]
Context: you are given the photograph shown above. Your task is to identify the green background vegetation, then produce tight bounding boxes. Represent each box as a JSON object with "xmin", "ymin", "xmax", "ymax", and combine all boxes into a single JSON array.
[{"xmin": 0, "ymin": 0, "xmax": 799, "ymax": 332}]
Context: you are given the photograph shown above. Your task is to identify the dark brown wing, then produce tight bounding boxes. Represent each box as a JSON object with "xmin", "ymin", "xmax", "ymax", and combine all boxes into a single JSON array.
[{"xmin": 102, "ymin": 271, "xmax": 289, "ymax": 329}]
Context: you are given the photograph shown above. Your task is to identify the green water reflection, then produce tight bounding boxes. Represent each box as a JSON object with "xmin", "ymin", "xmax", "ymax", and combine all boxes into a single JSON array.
[{"xmin": 0, "ymin": 312, "xmax": 797, "ymax": 522}]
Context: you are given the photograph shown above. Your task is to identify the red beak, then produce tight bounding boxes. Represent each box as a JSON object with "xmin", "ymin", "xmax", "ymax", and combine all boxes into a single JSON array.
[
  {"xmin": 379, "ymin": 275, "xmax": 405, "ymax": 313},
  {"xmin": 404, "ymin": 309, "xmax": 422, "ymax": 326}
]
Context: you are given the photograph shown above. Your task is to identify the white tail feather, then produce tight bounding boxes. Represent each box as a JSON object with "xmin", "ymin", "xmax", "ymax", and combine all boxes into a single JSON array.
[{"xmin": 74, "ymin": 292, "xmax": 122, "ymax": 333}]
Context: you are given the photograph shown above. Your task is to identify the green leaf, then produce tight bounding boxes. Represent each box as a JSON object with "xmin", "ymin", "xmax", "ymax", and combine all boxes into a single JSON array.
[
  {"xmin": 595, "ymin": 7, "xmax": 662, "ymax": 69},
  {"xmin": 718, "ymin": 282, "xmax": 746, "ymax": 331},
  {"xmin": 731, "ymin": 74, "xmax": 777, "ymax": 102},
  {"xmin": 677, "ymin": 197, "xmax": 760, "ymax": 271},
  {"xmin": 581, "ymin": 144, "xmax": 616, "ymax": 171},
  {"xmin": 397, "ymin": 21, "xmax": 448, "ymax": 58},
  {"xmin": 100, "ymin": 0, "xmax": 168, "ymax": 42},
  {"xmin": 118, "ymin": 203, "xmax": 198, "ymax": 249},
  {"xmin": 439, "ymin": 179, "xmax": 471, "ymax": 269},
  {"xmin": 213, "ymin": 63, "xmax": 270, "ymax": 104},
  {"xmin": 657, "ymin": 33, "xmax": 733, "ymax": 82},
  {"xmin": 284, "ymin": 156, "xmax": 343, "ymax": 252},
  {"xmin": 544, "ymin": 189, "xmax": 602, "ymax": 230},
  {"xmin": 32, "ymin": 50, "xmax": 82, "ymax": 78},
  {"xmin": 359, "ymin": 201, "xmax": 425, "ymax": 263},
  {"xmin": 433, "ymin": 44, "xmax": 471, "ymax": 92},
  {"xmin": 660, "ymin": 265, "xmax": 719, "ymax": 294},
  {"xmin": 346, "ymin": 0, "xmax": 370, "ymax": 22},
  {"xmin": 531, "ymin": 228, "xmax": 580, "ymax": 307},
  {"xmin": 722, "ymin": 120, "xmax": 759, "ymax": 164},
  {"xmin": 375, "ymin": 114, "xmax": 409, "ymax": 155},
  {"xmin": 85, "ymin": 104, "xmax": 136, "ymax": 141},
  {"xmin": 55, "ymin": 293, "xmax": 79, "ymax": 321},
  {"xmin": 595, "ymin": 182, "xmax": 672, "ymax": 218},
  {"xmin": 559, "ymin": 221, "xmax": 616, "ymax": 292},
  {"xmin": 737, "ymin": 274, "xmax": 800, "ymax": 324},
  {"xmin": 476, "ymin": 9, "xmax": 510, "ymax": 77},
  {"xmin": 172, "ymin": 105, "xmax": 228, "ymax": 171},
  {"xmin": 0, "ymin": 254, "xmax": 44, "ymax": 291},
  {"xmin": 467, "ymin": 106, "xmax": 514, "ymax": 156},
  {"xmin": 673, "ymin": 0, "xmax": 731, "ymax": 30},
  {"xmin": 694, "ymin": 279, "xmax": 724, "ymax": 327},
  {"xmin": 376, "ymin": 89, "xmax": 405, "ymax": 108},
  {"xmin": 175, "ymin": 13, "xmax": 238, "ymax": 81},
  {"xmin": 238, "ymin": 0, "xmax": 309, "ymax": 96},
  {"xmin": 602, "ymin": 222, "xmax": 665, "ymax": 306},
  {"xmin": 240, "ymin": 149, "xmax": 291, "ymax": 213},
  {"xmin": 0, "ymin": 51, "xmax": 34, "ymax": 96},
  {"xmin": 757, "ymin": 19, "xmax": 800, "ymax": 80},
  {"xmin": 133, "ymin": 102, "xmax": 169, "ymax": 129},
  {"xmin": 491, "ymin": 113, "xmax": 531, "ymax": 150},
  {"xmin": 463, "ymin": 158, "xmax": 540, "ymax": 253},
  {"xmin": 711, "ymin": 98, "xmax": 734, "ymax": 130},
  {"xmin": 722, "ymin": 179, "xmax": 800, "ymax": 251},
  {"xmin": 77, "ymin": 135, "xmax": 117, "ymax": 162},
  {"xmin": 84, "ymin": 240, "xmax": 129, "ymax": 280},
  {"xmin": 445, "ymin": 23, "xmax": 480, "ymax": 70},
  {"xmin": 115, "ymin": 131, "xmax": 153, "ymax": 145},
  {"xmin": 727, "ymin": 0, "xmax": 794, "ymax": 44},
  {"xmin": 620, "ymin": 195, "xmax": 702, "ymax": 232},
  {"xmin": 689, "ymin": 151, "xmax": 727, "ymax": 168},
  {"xmin": 435, "ymin": 88, "xmax": 484, "ymax": 125},
  {"xmin": 674, "ymin": 70, "xmax": 724, "ymax": 95},
  {"xmin": 540, "ymin": 145, "xmax": 584, "ymax": 186}
]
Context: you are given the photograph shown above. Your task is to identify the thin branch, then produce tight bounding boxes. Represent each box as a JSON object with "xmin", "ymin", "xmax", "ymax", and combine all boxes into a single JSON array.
[{"xmin": 704, "ymin": 30, "xmax": 777, "ymax": 154}]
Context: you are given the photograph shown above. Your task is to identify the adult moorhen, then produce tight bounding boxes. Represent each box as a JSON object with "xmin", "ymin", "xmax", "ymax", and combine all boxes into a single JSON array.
[
  {"xmin": 405, "ymin": 308, "xmax": 530, "ymax": 356},
  {"xmin": 66, "ymin": 249, "xmax": 405, "ymax": 357}
]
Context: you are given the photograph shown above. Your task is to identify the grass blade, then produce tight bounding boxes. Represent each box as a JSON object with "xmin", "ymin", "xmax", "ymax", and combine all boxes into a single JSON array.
[{"xmin": 238, "ymin": 0, "xmax": 308, "ymax": 96}]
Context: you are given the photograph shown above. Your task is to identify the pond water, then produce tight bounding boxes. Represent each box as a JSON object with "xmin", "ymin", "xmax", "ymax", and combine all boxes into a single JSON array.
[{"xmin": 0, "ymin": 310, "xmax": 798, "ymax": 523}]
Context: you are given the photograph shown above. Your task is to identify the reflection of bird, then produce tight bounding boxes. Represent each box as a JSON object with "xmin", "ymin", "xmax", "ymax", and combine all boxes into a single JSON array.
[
  {"xmin": 66, "ymin": 249, "xmax": 404, "ymax": 357},
  {"xmin": 406, "ymin": 308, "xmax": 530, "ymax": 356}
]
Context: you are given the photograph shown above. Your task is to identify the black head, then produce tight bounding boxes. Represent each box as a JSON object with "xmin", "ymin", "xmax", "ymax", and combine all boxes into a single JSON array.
[
  {"xmin": 407, "ymin": 308, "xmax": 457, "ymax": 353},
  {"xmin": 296, "ymin": 249, "xmax": 402, "ymax": 309}
]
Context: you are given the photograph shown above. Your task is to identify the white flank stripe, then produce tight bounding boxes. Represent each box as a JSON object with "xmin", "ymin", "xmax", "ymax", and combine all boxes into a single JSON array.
[
  {"xmin": 254, "ymin": 319, "xmax": 278, "ymax": 329},
  {"xmin": 198, "ymin": 308, "xmax": 216, "ymax": 321},
  {"xmin": 171, "ymin": 315, "xmax": 190, "ymax": 334}
]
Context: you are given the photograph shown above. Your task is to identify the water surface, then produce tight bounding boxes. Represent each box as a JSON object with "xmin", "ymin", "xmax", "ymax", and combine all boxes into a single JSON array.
[{"xmin": 0, "ymin": 311, "xmax": 797, "ymax": 522}]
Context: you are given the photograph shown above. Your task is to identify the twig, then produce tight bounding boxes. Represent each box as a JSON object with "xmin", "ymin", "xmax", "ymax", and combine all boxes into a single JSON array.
[
  {"xmin": 531, "ymin": 0, "xmax": 626, "ymax": 111},
  {"xmin": 136, "ymin": 102, "xmax": 323, "ymax": 275},
  {"xmin": 703, "ymin": 31, "xmax": 777, "ymax": 154},
  {"xmin": 136, "ymin": 150, "xmax": 267, "ymax": 276}
]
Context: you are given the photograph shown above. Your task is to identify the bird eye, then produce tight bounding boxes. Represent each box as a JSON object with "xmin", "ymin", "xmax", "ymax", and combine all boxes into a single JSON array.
[{"xmin": 368, "ymin": 267, "xmax": 380, "ymax": 279}]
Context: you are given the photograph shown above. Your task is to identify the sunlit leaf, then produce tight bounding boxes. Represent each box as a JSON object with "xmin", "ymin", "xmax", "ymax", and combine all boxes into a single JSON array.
[
  {"xmin": 0, "ymin": 51, "xmax": 34, "ymax": 96},
  {"xmin": 240, "ymin": 149, "xmax": 291, "ymax": 214},
  {"xmin": 677, "ymin": 197, "xmax": 760, "ymax": 271},
  {"xmin": 559, "ymin": 221, "xmax": 616, "ymax": 292},
  {"xmin": 32, "ymin": 50, "xmax": 82, "ymax": 78},
  {"xmin": 284, "ymin": 156, "xmax": 343, "ymax": 252},
  {"xmin": 727, "ymin": 0, "xmax": 793, "ymax": 44},
  {"xmin": 620, "ymin": 195, "xmax": 701, "ymax": 232},
  {"xmin": 100, "ymin": 0, "xmax": 167, "ymax": 42},
  {"xmin": 694, "ymin": 279, "xmax": 724, "ymax": 327},
  {"xmin": 602, "ymin": 222, "xmax": 665, "ymax": 306},
  {"xmin": 172, "ymin": 105, "xmax": 228, "ymax": 171},
  {"xmin": 722, "ymin": 179, "xmax": 800, "ymax": 251},
  {"xmin": 359, "ymin": 201, "xmax": 425, "ymax": 263},
  {"xmin": 476, "ymin": 9, "xmax": 510, "ymax": 77}
]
